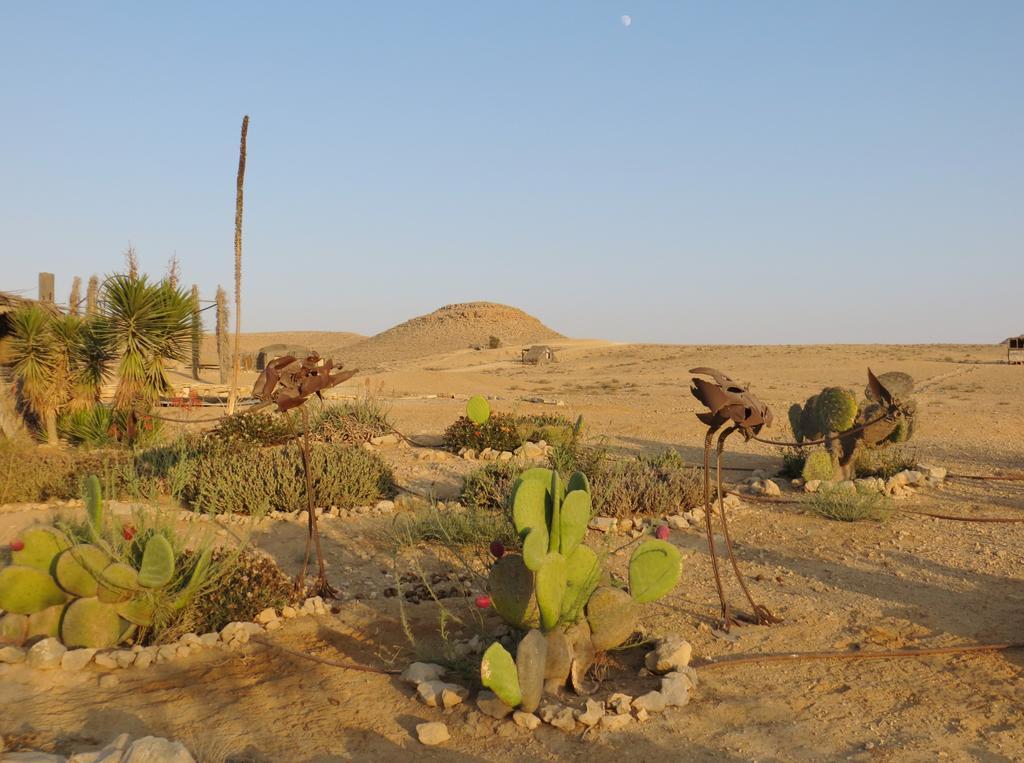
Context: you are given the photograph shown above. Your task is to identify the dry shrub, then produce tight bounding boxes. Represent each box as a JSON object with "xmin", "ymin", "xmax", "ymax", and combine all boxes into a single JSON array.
[
  {"xmin": 590, "ymin": 450, "xmax": 705, "ymax": 519},
  {"xmin": 186, "ymin": 548, "xmax": 296, "ymax": 634},
  {"xmin": 310, "ymin": 399, "xmax": 393, "ymax": 444},
  {"xmin": 0, "ymin": 443, "xmax": 133, "ymax": 503},
  {"xmin": 807, "ymin": 485, "xmax": 893, "ymax": 522},
  {"xmin": 854, "ymin": 445, "xmax": 918, "ymax": 479}
]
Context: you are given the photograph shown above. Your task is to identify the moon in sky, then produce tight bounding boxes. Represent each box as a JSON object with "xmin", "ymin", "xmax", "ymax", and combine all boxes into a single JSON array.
[{"xmin": 621, "ymin": 15, "xmax": 632, "ymax": 27}]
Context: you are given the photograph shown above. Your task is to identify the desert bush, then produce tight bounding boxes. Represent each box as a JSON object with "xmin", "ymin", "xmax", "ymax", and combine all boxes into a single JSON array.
[
  {"xmin": 206, "ymin": 411, "xmax": 291, "ymax": 446},
  {"xmin": 779, "ymin": 448, "xmax": 807, "ymax": 479},
  {"xmin": 180, "ymin": 441, "xmax": 395, "ymax": 515},
  {"xmin": 589, "ymin": 450, "xmax": 705, "ymax": 519},
  {"xmin": 443, "ymin": 412, "xmax": 524, "ymax": 453},
  {"xmin": 185, "ymin": 548, "xmax": 296, "ymax": 634},
  {"xmin": 389, "ymin": 505, "xmax": 517, "ymax": 550},
  {"xmin": 0, "ymin": 443, "xmax": 134, "ymax": 503},
  {"xmin": 854, "ymin": 445, "xmax": 918, "ymax": 479},
  {"xmin": 488, "ymin": 335, "xmax": 501, "ymax": 349},
  {"xmin": 460, "ymin": 460, "xmax": 521, "ymax": 511},
  {"xmin": 309, "ymin": 399, "xmax": 393, "ymax": 444},
  {"xmin": 806, "ymin": 484, "xmax": 893, "ymax": 522}
]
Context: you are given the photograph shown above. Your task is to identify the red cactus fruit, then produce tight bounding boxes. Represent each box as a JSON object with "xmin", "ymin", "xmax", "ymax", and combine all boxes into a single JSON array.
[
  {"xmin": 475, "ymin": 595, "xmax": 492, "ymax": 610},
  {"xmin": 655, "ymin": 525, "xmax": 670, "ymax": 541},
  {"xmin": 10, "ymin": 539, "xmax": 24, "ymax": 552},
  {"xmin": 122, "ymin": 525, "xmax": 136, "ymax": 541},
  {"xmin": 489, "ymin": 540, "xmax": 505, "ymax": 559}
]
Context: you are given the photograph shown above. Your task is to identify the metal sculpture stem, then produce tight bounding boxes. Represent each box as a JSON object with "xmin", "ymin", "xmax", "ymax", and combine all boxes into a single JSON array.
[
  {"xmin": 751, "ymin": 410, "xmax": 894, "ymax": 448},
  {"xmin": 701, "ymin": 426, "xmax": 731, "ymax": 626},
  {"xmin": 298, "ymin": 405, "xmax": 336, "ymax": 598},
  {"xmin": 715, "ymin": 426, "xmax": 780, "ymax": 625}
]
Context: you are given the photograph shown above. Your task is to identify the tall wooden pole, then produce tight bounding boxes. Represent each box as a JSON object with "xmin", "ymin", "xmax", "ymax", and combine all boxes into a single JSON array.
[
  {"xmin": 190, "ymin": 284, "xmax": 201, "ymax": 381},
  {"xmin": 227, "ymin": 115, "xmax": 248, "ymax": 414}
]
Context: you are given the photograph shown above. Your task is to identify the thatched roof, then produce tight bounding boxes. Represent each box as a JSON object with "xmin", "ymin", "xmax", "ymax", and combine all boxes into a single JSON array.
[{"xmin": 0, "ymin": 291, "xmax": 39, "ymax": 315}]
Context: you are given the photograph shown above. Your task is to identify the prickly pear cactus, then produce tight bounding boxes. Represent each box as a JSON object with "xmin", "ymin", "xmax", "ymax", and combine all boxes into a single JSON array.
[
  {"xmin": 60, "ymin": 597, "xmax": 128, "ymax": 649},
  {"xmin": 535, "ymin": 553, "xmax": 567, "ymax": 631},
  {"xmin": 138, "ymin": 535, "xmax": 175, "ymax": 588},
  {"xmin": 11, "ymin": 527, "xmax": 70, "ymax": 572},
  {"xmin": 560, "ymin": 545, "xmax": 600, "ymax": 623},
  {"xmin": 586, "ymin": 586, "xmax": 638, "ymax": 650},
  {"xmin": 96, "ymin": 563, "xmax": 139, "ymax": 604},
  {"xmin": 628, "ymin": 540, "xmax": 682, "ymax": 604},
  {"xmin": 801, "ymin": 449, "xmax": 836, "ymax": 482},
  {"xmin": 481, "ymin": 642, "xmax": 522, "ymax": 707},
  {"xmin": 488, "ymin": 555, "xmax": 540, "ymax": 629},
  {"xmin": 0, "ymin": 565, "xmax": 67, "ymax": 614},
  {"xmin": 54, "ymin": 544, "xmax": 109, "ymax": 598},
  {"xmin": 466, "ymin": 395, "xmax": 491, "ymax": 425},
  {"xmin": 515, "ymin": 629, "xmax": 547, "ymax": 713},
  {"xmin": 0, "ymin": 613, "xmax": 29, "ymax": 646}
]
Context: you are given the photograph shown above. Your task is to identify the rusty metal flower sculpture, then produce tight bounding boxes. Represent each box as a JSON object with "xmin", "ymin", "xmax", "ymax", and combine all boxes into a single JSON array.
[
  {"xmin": 690, "ymin": 367, "xmax": 781, "ymax": 630},
  {"xmin": 252, "ymin": 353, "xmax": 358, "ymax": 596}
]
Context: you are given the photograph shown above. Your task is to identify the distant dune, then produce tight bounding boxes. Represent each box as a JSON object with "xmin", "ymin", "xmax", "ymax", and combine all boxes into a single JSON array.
[
  {"xmin": 343, "ymin": 302, "xmax": 563, "ymax": 365},
  {"xmin": 199, "ymin": 331, "xmax": 365, "ymax": 364}
]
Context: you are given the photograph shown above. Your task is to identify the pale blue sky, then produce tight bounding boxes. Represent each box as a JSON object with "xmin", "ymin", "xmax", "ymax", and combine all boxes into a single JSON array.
[{"xmin": 1, "ymin": 2, "xmax": 1021, "ymax": 343}]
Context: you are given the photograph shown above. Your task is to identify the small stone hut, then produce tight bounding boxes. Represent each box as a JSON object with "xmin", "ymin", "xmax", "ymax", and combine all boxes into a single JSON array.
[
  {"xmin": 255, "ymin": 343, "xmax": 312, "ymax": 371},
  {"xmin": 521, "ymin": 345, "xmax": 557, "ymax": 365}
]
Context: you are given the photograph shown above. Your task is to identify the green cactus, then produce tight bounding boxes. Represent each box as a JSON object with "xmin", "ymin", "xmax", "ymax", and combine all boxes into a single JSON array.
[
  {"xmin": 11, "ymin": 527, "xmax": 70, "ymax": 573},
  {"xmin": 547, "ymin": 471, "xmax": 562, "ymax": 554},
  {"xmin": 116, "ymin": 596, "xmax": 155, "ymax": 627},
  {"xmin": 586, "ymin": 586, "xmax": 638, "ymax": 650},
  {"xmin": 558, "ymin": 489, "xmax": 590, "ymax": 557},
  {"xmin": 0, "ymin": 565, "xmax": 67, "ymax": 614},
  {"xmin": 60, "ymin": 597, "xmax": 128, "ymax": 649},
  {"xmin": 480, "ymin": 642, "xmax": 522, "ymax": 707},
  {"xmin": 815, "ymin": 387, "xmax": 858, "ymax": 433},
  {"xmin": 138, "ymin": 535, "xmax": 175, "ymax": 588},
  {"xmin": 466, "ymin": 395, "xmax": 491, "ymax": 425},
  {"xmin": 512, "ymin": 478, "xmax": 549, "ymax": 539},
  {"xmin": 488, "ymin": 554, "xmax": 540, "ymax": 629},
  {"xmin": 801, "ymin": 449, "xmax": 836, "ymax": 482},
  {"xmin": 96, "ymin": 563, "xmax": 139, "ymax": 604},
  {"xmin": 535, "ymin": 552, "xmax": 567, "ymax": 631},
  {"xmin": 628, "ymin": 540, "xmax": 682, "ymax": 604},
  {"xmin": 26, "ymin": 604, "xmax": 64, "ymax": 641},
  {"xmin": 515, "ymin": 629, "xmax": 548, "ymax": 713},
  {"xmin": 0, "ymin": 613, "xmax": 28, "ymax": 646},
  {"xmin": 54, "ymin": 544, "xmax": 109, "ymax": 598},
  {"xmin": 84, "ymin": 474, "xmax": 104, "ymax": 542},
  {"xmin": 800, "ymin": 394, "xmax": 821, "ymax": 440},
  {"xmin": 522, "ymin": 526, "xmax": 548, "ymax": 571},
  {"xmin": 566, "ymin": 470, "xmax": 589, "ymax": 494},
  {"xmin": 560, "ymin": 545, "xmax": 600, "ymax": 623}
]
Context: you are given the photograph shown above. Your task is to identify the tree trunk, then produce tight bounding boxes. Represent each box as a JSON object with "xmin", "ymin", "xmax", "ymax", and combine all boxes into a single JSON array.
[
  {"xmin": 44, "ymin": 410, "xmax": 59, "ymax": 446},
  {"xmin": 190, "ymin": 284, "xmax": 201, "ymax": 381},
  {"xmin": 227, "ymin": 115, "xmax": 248, "ymax": 415}
]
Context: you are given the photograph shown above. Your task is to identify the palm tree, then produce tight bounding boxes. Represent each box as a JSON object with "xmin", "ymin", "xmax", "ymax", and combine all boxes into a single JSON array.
[
  {"xmin": 97, "ymin": 274, "xmax": 192, "ymax": 440},
  {"xmin": 9, "ymin": 305, "xmax": 61, "ymax": 445}
]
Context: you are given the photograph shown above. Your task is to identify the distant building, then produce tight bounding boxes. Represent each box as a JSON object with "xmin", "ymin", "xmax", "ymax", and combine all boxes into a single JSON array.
[
  {"xmin": 1009, "ymin": 336, "xmax": 1024, "ymax": 365},
  {"xmin": 521, "ymin": 345, "xmax": 557, "ymax": 365},
  {"xmin": 256, "ymin": 343, "xmax": 312, "ymax": 371}
]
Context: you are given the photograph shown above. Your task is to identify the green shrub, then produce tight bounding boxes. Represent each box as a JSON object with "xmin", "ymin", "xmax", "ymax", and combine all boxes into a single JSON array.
[
  {"xmin": 185, "ymin": 548, "xmax": 296, "ymax": 634},
  {"xmin": 443, "ymin": 412, "xmax": 524, "ymax": 453},
  {"xmin": 461, "ymin": 460, "xmax": 521, "ymax": 511},
  {"xmin": 854, "ymin": 445, "xmax": 918, "ymax": 479},
  {"xmin": 310, "ymin": 399, "xmax": 393, "ymax": 444},
  {"xmin": 801, "ymin": 450, "xmax": 836, "ymax": 482},
  {"xmin": 389, "ymin": 505, "xmax": 517, "ymax": 550},
  {"xmin": 780, "ymin": 448, "xmax": 806, "ymax": 479},
  {"xmin": 180, "ymin": 441, "xmax": 395, "ymax": 515},
  {"xmin": 589, "ymin": 452, "xmax": 705, "ymax": 519},
  {"xmin": 0, "ymin": 443, "xmax": 134, "ymax": 503},
  {"xmin": 206, "ymin": 412, "xmax": 291, "ymax": 446},
  {"xmin": 806, "ymin": 485, "xmax": 893, "ymax": 522}
]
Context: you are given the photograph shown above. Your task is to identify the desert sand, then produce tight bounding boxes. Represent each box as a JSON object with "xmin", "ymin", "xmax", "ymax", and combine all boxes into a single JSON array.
[{"xmin": 2, "ymin": 304, "xmax": 1022, "ymax": 762}]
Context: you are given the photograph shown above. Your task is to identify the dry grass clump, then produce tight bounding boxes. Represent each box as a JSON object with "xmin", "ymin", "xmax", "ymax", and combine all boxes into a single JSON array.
[
  {"xmin": 310, "ymin": 399, "xmax": 393, "ymax": 444},
  {"xmin": 806, "ymin": 484, "xmax": 893, "ymax": 522},
  {"xmin": 388, "ymin": 504, "xmax": 517, "ymax": 550}
]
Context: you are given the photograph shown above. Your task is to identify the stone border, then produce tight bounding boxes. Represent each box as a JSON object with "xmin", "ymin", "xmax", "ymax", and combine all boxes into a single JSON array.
[{"xmin": 0, "ymin": 597, "xmax": 330, "ymax": 673}]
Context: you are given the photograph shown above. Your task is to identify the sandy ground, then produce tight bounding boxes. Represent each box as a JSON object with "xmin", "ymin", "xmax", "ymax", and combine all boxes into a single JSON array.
[{"xmin": 3, "ymin": 341, "xmax": 1023, "ymax": 762}]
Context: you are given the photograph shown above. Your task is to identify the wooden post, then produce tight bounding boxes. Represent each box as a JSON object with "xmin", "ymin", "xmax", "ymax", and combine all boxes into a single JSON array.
[{"xmin": 38, "ymin": 272, "xmax": 55, "ymax": 303}]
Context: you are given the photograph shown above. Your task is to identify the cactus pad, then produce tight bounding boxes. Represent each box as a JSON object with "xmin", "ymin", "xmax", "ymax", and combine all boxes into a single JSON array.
[
  {"xmin": 522, "ymin": 526, "xmax": 549, "ymax": 572},
  {"xmin": 566, "ymin": 471, "xmax": 590, "ymax": 494},
  {"xmin": 628, "ymin": 540, "xmax": 681, "ymax": 604},
  {"xmin": 11, "ymin": 527, "xmax": 70, "ymax": 572},
  {"xmin": 515, "ymin": 629, "xmax": 548, "ymax": 713},
  {"xmin": 815, "ymin": 387, "xmax": 858, "ymax": 433},
  {"xmin": 138, "ymin": 535, "xmax": 175, "ymax": 588},
  {"xmin": 96, "ymin": 563, "xmax": 139, "ymax": 604},
  {"xmin": 466, "ymin": 395, "xmax": 491, "ymax": 425},
  {"xmin": 547, "ymin": 471, "xmax": 562, "ymax": 554},
  {"xmin": 512, "ymin": 479, "xmax": 549, "ymax": 539},
  {"xmin": 60, "ymin": 597, "xmax": 126, "ymax": 649},
  {"xmin": 561, "ymin": 545, "xmax": 600, "ymax": 623},
  {"xmin": 558, "ymin": 489, "xmax": 590, "ymax": 557},
  {"xmin": 116, "ymin": 596, "xmax": 155, "ymax": 627},
  {"xmin": 0, "ymin": 565, "xmax": 67, "ymax": 614},
  {"xmin": 480, "ymin": 642, "xmax": 522, "ymax": 707},
  {"xmin": 54, "ymin": 544, "xmax": 109, "ymax": 598},
  {"xmin": 489, "ymin": 554, "xmax": 540, "ymax": 629},
  {"xmin": 0, "ymin": 612, "xmax": 28, "ymax": 646},
  {"xmin": 586, "ymin": 586, "xmax": 638, "ymax": 650},
  {"xmin": 26, "ymin": 604, "xmax": 64, "ymax": 641},
  {"xmin": 535, "ymin": 552, "xmax": 567, "ymax": 631},
  {"xmin": 801, "ymin": 450, "xmax": 836, "ymax": 482}
]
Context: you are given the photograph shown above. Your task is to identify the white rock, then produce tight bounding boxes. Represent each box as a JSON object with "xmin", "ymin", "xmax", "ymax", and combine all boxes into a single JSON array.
[
  {"xmin": 601, "ymin": 713, "xmax": 633, "ymax": 730},
  {"xmin": 804, "ymin": 479, "xmax": 822, "ymax": 493},
  {"xmin": 199, "ymin": 633, "xmax": 220, "ymax": 647},
  {"xmin": 0, "ymin": 645, "xmax": 26, "ymax": 664},
  {"xmin": 667, "ymin": 515, "xmax": 688, "ymax": 531},
  {"xmin": 575, "ymin": 699, "xmax": 604, "ymax": 727},
  {"xmin": 122, "ymin": 736, "xmax": 195, "ymax": 763},
  {"xmin": 416, "ymin": 680, "xmax": 468, "ymax": 708},
  {"xmin": 632, "ymin": 691, "xmax": 667, "ymax": 714},
  {"xmin": 476, "ymin": 690, "xmax": 514, "ymax": 719},
  {"xmin": 26, "ymin": 638, "xmax": 66, "ymax": 670},
  {"xmin": 61, "ymin": 648, "xmax": 97, "ymax": 672},
  {"xmin": 255, "ymin": 608, "xmax": 278, "ymax": 624},
  {"xmin": 665, "ymin": 666, "xmax": 699, "ymax": 690},
  {"xmin": 94, "ymin": 652, "xmax": 118, "ymax": 669},
  {"xmin": 99, "ymin": 674, "xmax": 120, "ymax": 689},
  {"xmin": 644, "ymin": 636, "xmax": 692, "ymax": 674},
  {"xmin": 265, "ymin": 620, "xmax": 281, "ymax": 632},
  {"xmin": 400, "ymin": 661, "xmax": 446, "ymax": 686},
  {"xmin": 369, "ymin": 434, "xmax": 399, "ymax": 446},
  {"xmin": 635, "ymin": 707, "xmax": 649, "ymax": 723},
  {"xmin": 588, "ymin": 516, "xmax": 616, "ymax": 533},
  {"xmin": 549, "ymin": 707, "xmax": 577, "ymax": 731},
  {"xmin": 415, "ymin": 722, "xmax": 449, "ymax": 746},
  {"xmin": 660, "ymin": 675, "xmax": 691, "ymax": 707},
  {"xmin": 281, "ymin": 606, "xmax": 298, "ymax": 619},
  {"xmin": 606, "ymin": 693, "xmax": 633, "ymax": 715},
  {"xmin": 512, "ymin": 711, "xmax": 541, "ymax": 729},
  {"xmin": 918, "ymin": 464, "xmax": 947, "ymax": 482},
  {"xmin": 134, "ymin": 651, "xmax": 154, "ymax": 669},
  {"xmin": 114, "ymin": 650, "xmax": 136, "ymax": 668},
  {"xmin": 762, "ymin": 479, "xmax": 782, "ymax": 497}
]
